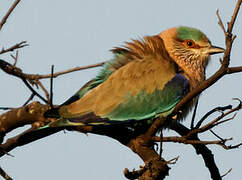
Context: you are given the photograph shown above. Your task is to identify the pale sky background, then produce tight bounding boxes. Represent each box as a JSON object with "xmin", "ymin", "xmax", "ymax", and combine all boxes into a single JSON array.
[{"xmin": 0, "ymin": 0, "xmax": 241, "ymax": 180}]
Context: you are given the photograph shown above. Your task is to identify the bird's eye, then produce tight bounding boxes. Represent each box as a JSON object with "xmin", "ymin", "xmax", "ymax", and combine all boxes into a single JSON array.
[
  {"xmin": 186, "ymin": 41, "xmax": 194, "ymax": 47},
  {"xmin": 183, "ymin": 40, "xmax": 200, "ymax": 49},
  {"xmin": 183, "ymin": 40, "xmax": 196, "ymax": 48}
]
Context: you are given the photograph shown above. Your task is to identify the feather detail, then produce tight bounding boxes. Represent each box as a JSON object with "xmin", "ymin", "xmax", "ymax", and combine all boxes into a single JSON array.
[
  {"xmin": 46, "ymin": 35, "xmax": 188, "ymax": 126},
  {"xmin": 111, "ymin": 35, "xmax": 171, "ymax": 60}
]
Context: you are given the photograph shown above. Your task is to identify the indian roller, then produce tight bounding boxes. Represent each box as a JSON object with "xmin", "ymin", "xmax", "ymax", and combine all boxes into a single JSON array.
[{"xmin": 43, "ymin": 26, "xmax": 224, "ymax": 128}]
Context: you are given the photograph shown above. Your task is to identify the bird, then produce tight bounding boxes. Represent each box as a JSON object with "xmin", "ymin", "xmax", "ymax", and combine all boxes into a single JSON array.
[{"xmin": 42, "ymin": 26, "xmax": 224, "ymax": 129}]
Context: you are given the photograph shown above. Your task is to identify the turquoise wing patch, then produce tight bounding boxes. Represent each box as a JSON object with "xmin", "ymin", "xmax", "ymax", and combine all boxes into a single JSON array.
[{"xmin": 104, "ymin": 74, "xmax": 190, "ymax": 121}]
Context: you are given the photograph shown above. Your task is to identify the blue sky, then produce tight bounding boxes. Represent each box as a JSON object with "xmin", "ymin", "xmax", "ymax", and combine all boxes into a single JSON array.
[{"xmin": 0, "ymin": 0, "xmax": 241, "ymax": 179}]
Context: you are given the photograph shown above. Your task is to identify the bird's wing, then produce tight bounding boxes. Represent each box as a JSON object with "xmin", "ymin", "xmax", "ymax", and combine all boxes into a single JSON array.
[
  {"xmin": 44, "ymin": 46, "xmax": 133, "ymax": 118},
  {"xmin": 46, "ymin": 36, "xmax": 190, "ymax": 127},
  {"xmin": 45, "ymin": 35, "xmax": 170, "ymax": 117},
  {"xmin": 52, "ymin": 60, "xmax": 189, "ymax": 127}
]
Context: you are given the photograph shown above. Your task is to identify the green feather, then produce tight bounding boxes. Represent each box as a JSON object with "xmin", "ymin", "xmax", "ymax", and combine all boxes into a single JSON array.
[
  {"xmin": 176, "ymin": 26, "xmax": 206, "ymax": 41},
  {"xmin": 91, "ymin": 53, "xmax": 132, "ymax": 88},
  {"xmin": 104, "ymin": 74, "xmax": 189, "ymax": 121}
]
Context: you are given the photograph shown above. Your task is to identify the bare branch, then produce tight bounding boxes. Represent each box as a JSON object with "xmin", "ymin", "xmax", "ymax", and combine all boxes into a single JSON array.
[
  {"xmin": 0, "ymin": 58, "xmax": 104, "ymax": 80},
  {"xmin": 221, "ymin": 168, "xmax": 232, "ymax": 178},
  {"xmin": 190, "ymin": 98, "xmax": 199, "ymax": 129},
  {"xmin": 152, "ymin": 136, "xmax": 233, "ymax": 146},
  {"xmin": 35, "ymin": 80, "xmax": 50, "ymax": 103},
  {"xmin": 10, "ymin": 50, "xmax": 19, "ymax": 66},
  {"xmin": 27, "ymin": 61, "xmax": 105, "ymax": 80},
  {"xmin": 227, "ymin": 66, "xmax": 242, "ymax": 74},
  {"xmin": 22, "ymin": 93, "xmax": 35, "ymax": 106},
  {"xmin": 195, "ymin": 105, "xmax": 232, "ymax": 129},
  {"xmin": 0, "ymin": 0, "xmax": 21, "ymax": 31},
  {"xmin": 173, "ymin": 0, "xmax": 241, "ymax": 115},
  {"xmin": 50, "ymin": 65, "xmax": 54, "ymax": 108},
  {"xmin": 222, "ymin": 142, "xmax": 242, "ymax": 150},
  {"xmin": 21, "ymin": 78, "xmax": 48, "ymax": 104},
  {"xmin": 227, "ymin": 0, "xmax": 242, "ymax": 33},
  {"xmin": 216, "ymin": 10, "xmax": 226, "ymax": 35},
  {"xmin": 0, "ymin": 41, "xmax": 28, "ymax": 55},
  {"xmin": 170, "ymin": 122, "xmax": 222, "ymax": 180},
  {"xmin": 0, "ymin": 166, "xmax": 12, "ymax": 180}
]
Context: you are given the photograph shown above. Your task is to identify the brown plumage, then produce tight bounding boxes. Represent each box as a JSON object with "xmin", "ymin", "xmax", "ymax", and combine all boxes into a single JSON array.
[{"xmin": 43, "ymin": 26, "xmax": 224, "ymax": 127}]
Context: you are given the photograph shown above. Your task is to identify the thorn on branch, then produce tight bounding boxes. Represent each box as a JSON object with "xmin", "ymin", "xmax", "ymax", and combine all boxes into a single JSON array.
[{"xmin": 165, "ymin": 156, "xmax": 179, "ymax": 165}]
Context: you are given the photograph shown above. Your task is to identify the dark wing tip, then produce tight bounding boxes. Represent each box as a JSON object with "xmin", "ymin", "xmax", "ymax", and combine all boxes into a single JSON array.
[{"xmin": 44, "ymin": 108, "xmax": 60, "ymax": 118}]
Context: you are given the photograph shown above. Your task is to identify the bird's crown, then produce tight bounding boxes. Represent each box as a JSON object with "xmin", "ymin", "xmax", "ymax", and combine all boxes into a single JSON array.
[{"xmin": 176, "ymin": 26, "xmax": 209, "ymax": 42}]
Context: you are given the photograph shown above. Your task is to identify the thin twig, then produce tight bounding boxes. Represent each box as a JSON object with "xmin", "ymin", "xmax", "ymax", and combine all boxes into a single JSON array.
[
  {"xmin": 213, "ymin": 113, "xmax": 237, "ymax": 127},
  {"xmin": 227, "ymin": 66, "xmax": 242, "ymax": 74},
  {"xmin": 50, "ymin": 65, "xmax": 54, "ymax": 107},
  {"xmin": 222, "ymin": 142, "xmax": 242, "ymax": 150},
  {"xmin": 0, "ymin": 0, "xmax": 21, "ymax": 31},
  {"xmin": 26, "ymin": 61, "xmax": 105, "ymax": 80},
  {"xmin": 165, "ymin": 156, "xmax": 179, "ymax": 165},
  {"xmin": 21, "ymin": 78, "xmax": 48, "ymax": 104},
  {"xmin": 0, "ymin": 41, "xmax": 28, "ymax": 55},
  {"xmin": 227, "ymin": 0, "xmax": 242, "ymax": 33},
  {"xmin": 210, "ymin": 130, "xmax": 225, "ymax": 141},
  {"xmin": 195, "ymin": 105, "xmax": 232, "ymax": 129},
  {"xmin": 221, "ymin": 168, "xmax": 232, "ymax": 178},
  {"xmin": 216, "ymin": 10, "xmax": 226, "ymax": 35},
  {"xmin": 152, "ymin": 136, "xmax": 232, "ymax": 146},
  {"xmin": 0, "ymin": 166, "xmax": 13, "ymax": 180},
  {"xmin": 10, "ymin": 50, "xmax": 19, "ymax": 66},
  {"xmin": 191, "ymin": 99, "xmax": 199, "ymax": 129},
  {"xmin": 35, "ymin": 80, "xmax": 49, "ymax": 102},
  {"xmin": 0, "ymin": 58, "xmax": 104, "ymax": 80},
  {"xmin": 22, "ymin": 93, "xmax": 35, "ymax": 106}
]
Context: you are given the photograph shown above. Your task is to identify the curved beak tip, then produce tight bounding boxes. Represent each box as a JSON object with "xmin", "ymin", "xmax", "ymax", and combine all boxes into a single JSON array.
[{"xmin": 209, "ymin": 46, "xmax": 225, "ymax": 55}]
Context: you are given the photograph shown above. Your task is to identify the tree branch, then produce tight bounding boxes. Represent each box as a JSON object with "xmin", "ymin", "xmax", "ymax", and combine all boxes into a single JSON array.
[
  {"xmin": 0, "ymin": 166, "xmax": 12, "ymax": 180},
  {"xmin": 0, "ymin": 41, "xmax": 28, "ymax": 55},
  {"xmin": 173, "ymin": 0, "xmax": 241, "ymax": 114},
  {"xmin": 0, "ymin": 0, "xmax": 21, "ymax": 32}
]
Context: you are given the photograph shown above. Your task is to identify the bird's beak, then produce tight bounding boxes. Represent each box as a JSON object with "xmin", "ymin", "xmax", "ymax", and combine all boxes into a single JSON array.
[{"xmin": 208, "ymin": 45, "xmax": 225, "ymax": 55}]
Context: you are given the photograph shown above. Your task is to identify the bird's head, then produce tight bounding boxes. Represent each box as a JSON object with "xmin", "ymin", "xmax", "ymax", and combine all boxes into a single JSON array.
[{"xmin": 159, "ymin": 26, "xmax": 224, "ymax": 82}]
